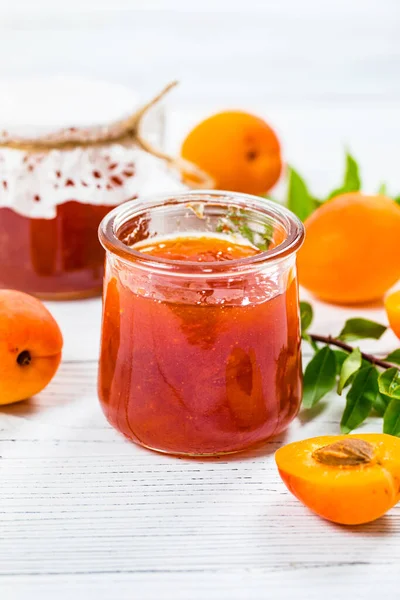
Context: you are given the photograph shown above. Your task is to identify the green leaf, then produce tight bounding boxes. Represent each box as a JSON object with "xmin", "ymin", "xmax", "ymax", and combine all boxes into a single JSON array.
[
  {"xmin": 300, "ymin": 301, "xmax": 313, "ymax": 334},
  {"xmin": 238, "ymin": 222, "xmax": 255, "ymax": 246},
  {"xmin": 216, "ymin": 208, "xmax": 273, "ymax": 250},
  {"xmin": 341, "ymin": 366, "xmax": 379, "ymax": 434},
  {"xmin": 385, "ymin": 349, "xmax": 400, "ymax": 365},
  {"xmin": 343, "ymin": 152, "xmax": 361, "ymax": 190},
  {"xmin": 337, "ymin": 347, "xmax": 362, "ymax": 395},
  {"xmin": 311, "ymin": 196, "xmax": 324, "ymax": 208},
  {"xmin": 302, "ymin": 347, "xmax": 337, "ymax": 409},
  {"xmin": 377, "ymin": 183, "xmax": 387, "ymax": 195},
  {"xmin": 327, "ymin": 152, "xmax": 361, "ymax": 200},
  {"xmin": 338, "ymin": 318, "xmax": 387, "ymax": 342},
  {"xmin": 372, "ymin": 392, "xmax": 390, "ymax": 417},
  {"xmin": 394, "ymin": 196, "xmax": 400, "ymax": 205},
  {"xmin": 334, "ymin": 350, "xmax": 349, "ymax": 375},
  {"xmin": 378, "ymin": 368, "xmax": 400, "ymax": 399},
  {"xmin": 257, "ymin": 222, "xmax": 275, "ymax": 251},
  {"xmin": 302, "ymin": 333, "xmax": 319, "ymax": 352},
  {"xmin": 383, "ymin": 398, "xmax": 400, "ymax": 437},
  {"xmin": 287, "ymin": 167, "xmax": 316, "ymax": 221}
]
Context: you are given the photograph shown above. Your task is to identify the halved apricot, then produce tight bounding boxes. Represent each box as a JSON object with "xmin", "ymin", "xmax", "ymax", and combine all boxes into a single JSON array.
[{"xmin": 275, "ymin": 434, "xmax": 400, "ymax": 525}]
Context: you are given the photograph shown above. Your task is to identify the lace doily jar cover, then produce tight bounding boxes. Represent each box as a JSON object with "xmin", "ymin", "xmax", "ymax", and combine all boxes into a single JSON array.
[{"xmin": 0, "ymin": 76, "xmax": 185, "ymax": 300}]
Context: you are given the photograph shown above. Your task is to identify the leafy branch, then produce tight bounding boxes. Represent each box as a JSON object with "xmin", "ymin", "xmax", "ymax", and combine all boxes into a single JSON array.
[
  {"xmin": 308, "ymin": 334, "xmax": 398, "ymax": 371},
  {"xmin": 287, "ymin": 151, "xmax": 400, "ymax": 220},
  {"xmin": 300, "ymin": 301, "xmax": 400, "ymax": 436}
]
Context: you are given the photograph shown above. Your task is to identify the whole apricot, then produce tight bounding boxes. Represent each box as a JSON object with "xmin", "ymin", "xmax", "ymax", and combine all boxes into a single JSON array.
[
  {"xmin": 276, "ymin": 434, "xmax": 400, "ymax": 525},
  {"xmin": 0, "ymin": 290, "xmax": 63, "ymax": 404},
  {"xmin": 181, "ymin": 111, "xmax": 282, "ymax": 195},
  {"xmin": 297, "ymin": 193, "xmax": 400, "ymax": 304},
  {"xmin": 385, "ymin": 290, "xmax": 400, "ymax": 339}
]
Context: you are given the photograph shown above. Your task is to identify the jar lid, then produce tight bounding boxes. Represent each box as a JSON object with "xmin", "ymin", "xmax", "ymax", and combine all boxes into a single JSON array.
[{"xmin": 0, "ymin": 75, "xmax": 141, "ymax": 136}]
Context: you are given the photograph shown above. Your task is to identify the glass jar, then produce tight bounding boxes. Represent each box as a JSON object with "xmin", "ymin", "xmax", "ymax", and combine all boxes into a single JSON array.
[
  {"xmin": 0, "ymin": 76, "xmax": 182, "ymax": 300},
  {"xmin": 98, "ymin": 191, "xmax": 305, "ymax": 456}
]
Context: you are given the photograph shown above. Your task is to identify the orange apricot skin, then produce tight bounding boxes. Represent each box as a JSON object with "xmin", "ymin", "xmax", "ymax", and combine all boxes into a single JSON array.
[
  {"xmin": 275, "ymin": 434, "xmax": 400, "ymax": 525},
  {"xmin": 181, "ymin": 111, "xmax": 282, "ymax": 195},
  {"xmin": 297, "ymin": 193, "xmax": 400, "ymax": 304},
  {"xmin": 385, "ymin": 290, "xmax": 400, "ymax": 339},
  {"xmin": 0, "ymin": 290, "xmax": 63, "ymax": 405}
]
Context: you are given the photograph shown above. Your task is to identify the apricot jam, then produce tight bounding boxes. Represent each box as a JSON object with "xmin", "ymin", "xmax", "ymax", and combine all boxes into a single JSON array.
[
  {"xmin": 0, "ymin": 201, "xmax": 116, "ymax": 299},
  {"xmin": 138, "ymin": 235, "xmax": 260, "ymax": 261},
  {"xmin": 98, "ymin": 192, "xmax": 304, "ymax": 456}
]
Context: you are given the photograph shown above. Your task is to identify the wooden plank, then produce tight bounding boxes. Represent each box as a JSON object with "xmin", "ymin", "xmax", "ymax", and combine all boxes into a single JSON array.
[{"xmin": 0, "ymin": 361, "xmax": 398, "ymax": 600}]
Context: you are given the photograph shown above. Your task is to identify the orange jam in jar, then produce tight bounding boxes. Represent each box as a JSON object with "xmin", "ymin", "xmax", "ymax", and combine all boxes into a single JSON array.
[
  {"xmin": 0, "ymin": 197, "xmax": 127, "ymax": 300},
  {"xmin": 98, "ymin": 191, "xmax": 304, "ymax": 456}
]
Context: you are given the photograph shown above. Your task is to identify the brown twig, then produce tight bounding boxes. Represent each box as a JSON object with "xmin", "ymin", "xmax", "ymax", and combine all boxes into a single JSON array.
[{"xmin": 309, "ymin": 333, "xmax": 399, "ymax": 370}]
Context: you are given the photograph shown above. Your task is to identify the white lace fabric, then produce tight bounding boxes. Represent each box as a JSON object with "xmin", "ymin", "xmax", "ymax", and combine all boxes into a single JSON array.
[{"xmin": 0, "ymin": 145, "xmax": 185, "ymax": 218}]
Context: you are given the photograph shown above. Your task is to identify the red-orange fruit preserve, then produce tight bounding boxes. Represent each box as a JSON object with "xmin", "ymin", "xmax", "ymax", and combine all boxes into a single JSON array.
[{"xmin": 98, "ymin": 191, "xmax": 305, "ymax": 456}]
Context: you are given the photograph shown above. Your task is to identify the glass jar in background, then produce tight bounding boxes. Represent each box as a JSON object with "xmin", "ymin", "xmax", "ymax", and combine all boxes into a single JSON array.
[
  {"xmin": 98, "ymin": 191, "xmax": 305, "ymax": 456},
  {"xmin": 0, "ymin": 76, "xmax": 183, "ymax": 300}
]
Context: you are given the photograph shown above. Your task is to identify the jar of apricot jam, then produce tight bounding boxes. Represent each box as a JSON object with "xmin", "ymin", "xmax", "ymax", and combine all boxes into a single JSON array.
[
  {"xmin": 0, "ymin": 76, "xmax": 172, "ymax": 299},
  {"xmin": 98, "ymin": 191, "xmax": 305, "ymax": 456}
]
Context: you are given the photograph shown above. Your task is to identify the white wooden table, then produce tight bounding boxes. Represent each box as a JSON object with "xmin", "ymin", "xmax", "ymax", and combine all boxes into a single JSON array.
[
  {"xmin": 1, "ymin": 289, "xmax": 400, "ymax": 600},
  {"xmin": 1, "ymin": 0, "xmax": 400, "ymax": 588}
]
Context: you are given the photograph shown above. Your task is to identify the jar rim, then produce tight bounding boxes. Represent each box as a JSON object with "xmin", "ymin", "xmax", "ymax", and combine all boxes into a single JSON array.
[{"xmin": 98, "ymin": 190, "xmax": 305, "ymax": 275}]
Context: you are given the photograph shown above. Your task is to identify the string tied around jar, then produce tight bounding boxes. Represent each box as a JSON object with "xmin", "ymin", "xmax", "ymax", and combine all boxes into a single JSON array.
[{"xmin": 0, "ymin": 81, "xmax": 214, "ymax": 190}]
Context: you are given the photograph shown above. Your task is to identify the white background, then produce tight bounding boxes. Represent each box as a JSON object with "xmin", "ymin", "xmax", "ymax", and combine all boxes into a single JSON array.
[{"xmin": 0, "ymin": 0, "xmax": 399, "ymax": 195}]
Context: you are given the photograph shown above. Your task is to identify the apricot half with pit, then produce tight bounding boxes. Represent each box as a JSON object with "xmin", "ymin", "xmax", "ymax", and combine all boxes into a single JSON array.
[
  {"xmin": 275, "ymin": 434, "xmax": 400, "ymax": 525},
  {"xmin": 0, "ymin": 290, "xmax": 63, "ymax": 405}
]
